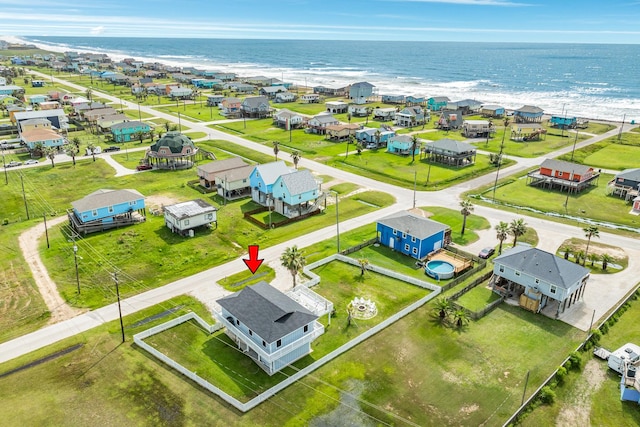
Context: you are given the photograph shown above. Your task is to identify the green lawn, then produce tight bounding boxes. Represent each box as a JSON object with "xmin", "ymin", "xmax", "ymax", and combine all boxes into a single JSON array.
[
  {"xmin": 456, "ymin": 284, "xmax": 501, "ymax": 312},
  {"xmin": 426, "ymin": 206, "xmax": 491, "ymax": 245},
  {"xmin": 558, "ymin": 133, "xmax": 640, "ymax": 170}
]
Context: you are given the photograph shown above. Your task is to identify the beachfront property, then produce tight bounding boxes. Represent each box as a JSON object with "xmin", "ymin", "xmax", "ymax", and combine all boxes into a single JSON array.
[
  {"xmin": 549, "ymin": 115, "xmax": 578, "ymax": 129},
  {"xmin": 348, "ymin": 81, "xmax": 377, "ymax": 105},
  {"xmin": 491, "ymin": 246, "xmax": 590, "ymax": 317},
  {"xmin": 249, "ymin": 161, "xmax": 292, "ymax": 206},
  {"xmin": 313, "ymin": 85, "xmax": 348, "ymax": 97},
  {"xmin": 271, "ymin": 169, "xmax": 323, "ymax": 218},
  {"xmin": 381, "ymin": 94, "xmax": 406, "ymax": 104},
  {"xmin": 13, "ymin": 109, "xmax": 69, "ymax": 133},
  {"xmin": 197, "ymin": 157, "xmax": 249, "ymax": 189},
  {"xmin": 216, "ymin": 164, "xmax": 254, "ymax": 201},
  {"xmin": 406, "ymin": 95, "xmax": 426, "ymax": 107},
  {"xmin": 445, "ymin": 99, "xmax": 482, "ymax": 115},
  {"xmin": 306, "ymin": 113, "xmax": 339, "ymax": 134},
  {"xmin": 435, "ymin": 110, "xmax": 463, "ymax": 130},
  {"xmin": 376, "ymin": 209, "xmax": 452, "ymax": 260},
  {"xmin": 220, "ymin": 97, "xmax": 242, "ymax": 118},
  {"xmin": 462, "ymin": 119, "xmax": 492, "ymax": 138},
  {"xmin": 395, "ymin": 106, "xmax": 427, "ymax": 127},
  {"xmin": 163, "ymin": 199, "xmax": 218, "ymax": 236},
  {"xmin": 325, "ymin": 124, "xmax": 360, "ymax": 142},
  {"xmin": 373, "ymin": 107, "xmax": 396, "ymax": 122},
  {"xmin": 427, "ymin": 96, "xmax": 450, "ymax": 112},
  {"xmin": 422, "ymin": 139, "xmax": 477, "ymax": 167},
  {"xmin": 147, "ymin": 132, "xmax": 198, "ymax": 170},
  {"xmin": 241, "ymin": 95, "xmax": 273, "ymax": 118},
  {"xmin": 20, "ymin": 128, "xmax": 66, "ymax": 150},
  {"xmin": 526, "ymin": 158, "xmax": 599, "ymax": 193},
  {"xmin": 355, "ymin": 127, "xmax": 395, "ymax": 146},
  {"xmin": 300, "ymin": 93, "xmax": 321, "ymax": 103},
  {"xmin": 68, "ymin": 189, "xmax": 146, "ymax": 235},
  {"xmin": 387, "ymin": 135, "xmax": 420, "ymax": 156},
  {"xmin": 510, "ymin": 123, "xmax": 547, "ymax": 141},
  {"xmin": 273, "ymin": 109, "xmax": 305, "ymax": 129},
  {"xmin": 514, "ymin": 105, "xmax": 544, "ymax": 123},
  {"xmin": 481, "ymin": 104, "xmax": 505, "ymax": 118},
  {"xmin": 259, "ymin": 86, "xmax": 287, "ymax": 99},
  {"xmin": 325, "ymin": 100, "xmax": 348, "ymax": 114},
  {"xmin": 213, "ymin": 281, "xmax": 323, "ymax": 376},
  {"xmin": 608, "ymin": 168, "xmax": 640, "ymax": 202},
  {"xmin": 274, "ymin": 92, "xmax": 296, "ymax": 103}
]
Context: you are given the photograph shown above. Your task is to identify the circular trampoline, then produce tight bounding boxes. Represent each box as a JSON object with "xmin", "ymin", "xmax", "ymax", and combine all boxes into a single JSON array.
[{"xmin": 425, "ymin": 260, "xmax": 455, "ymax": 280}]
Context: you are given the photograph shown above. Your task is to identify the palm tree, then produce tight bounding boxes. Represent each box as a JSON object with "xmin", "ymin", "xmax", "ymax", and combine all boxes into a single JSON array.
[
  {"xmin": 574, "ymin": 250, "xmax": 585, "ymax": 265},
  {"xmin": 87, "ymin": 142, "xmax": 97, "ymax": 162},
  {"xmin": 509, "ymin": 218, "xmax": 527, "ymax": 246},
  {"xmin": 357, "ymin": 258, "xmax": 369, "ymax": 276},
  {"xmin": 434, "ymin": 297, "xmax": 452, "ymax": 322},
  {"xmin": 410, "ymin": 135, "xmax": 419, "ymax": 162},
  {"xmin": 601, "ymin": 253, "xmax": 613, "ymax": 271},
  {"xmin": 374, "ymin": 129, "xmax": 381, "ymax": 148},
  {"xmin": 43, "ymin": 146, "xmax": 56, "ymax": 167},
  {"xmin": 365, "ymin": 107, "xmax": 372, "ymax": 124},
  {"xmin": 588, "ymin": 253, "xmax": 599, "ymax": 267},
  {"xmin": 291, "ymin": 150, "xmax": 301, "ymax": 169},
  {"xmin": 495, "ymin": 221, "xmax": 509, "ymax": 254},
  {"xmin": 582, "ymin": 225, "xmax": 600, "ymax": 266},
  {"xmin": 453, "ymin": 308, "xmax": 470, "ymax": 328},
  {"xmin": 562, "ymin": 246, "xmax": 572, "ymax": 260},
  {"xmin": 272, "ymin": 140, "xmax": 280, "ymax": 161},
  {"xmin": 71, "ymin": 137, "xmax": 81, "ymax": 149},
  {"xmin": 65, "ymin": 145, "xmax": 79, "ymax": 167},
  {"xmin": 280, "ymin": 246, "xmax": 306, "ymax": 288},
  {"xmin": 85, "ymin": 88, "xmax": 93, "ymax": 102},
  {"xmin": 355, "ymin": 140, "xmax": 364, "ymax": 155},
  {"xmin": 459, "ymin": 199, "xmax": 474, "ymax": 236}
]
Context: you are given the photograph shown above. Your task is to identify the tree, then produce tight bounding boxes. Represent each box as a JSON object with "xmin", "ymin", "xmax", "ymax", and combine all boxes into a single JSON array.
[
  {"xmin": 495, "ymin": 221, "xmax": 509, "ymax": 254},
  {"xmin": 164, "ymin": 122, "xmax": 170, "ymax": 132},
  {"xmin": 43, "ymin": 146, "xmax": 56, "ymax": 167},
  {"xmin": 434, "ymin": 297, "xmax": 452, "ymax": 322},
  {"xmin": 355, "ymin": 140, "xmax": 364, "ymax": 155},
  {"xmin": 291, "ymin": 150, "xmax": 301, "ymax": 169},
  {"xmin": 582, "ymin": 225, "xmax": 600, "ymax": 266},
  {"xmin": 509, "ymin": 218, "xmax": 527, "ymax": 246},
  {"xmin": 574, "ymin": 249, "xmax": 585, "ymax": 265},
  {"xmin": 65, "ymin": 145, "xmax": 79, "ymax": 167},
  {"xmin": 365, "ymin": 107, "xmax": 372, "ymax": 124},
  {"xmin": 280, "ymin": 246, "xmax": 306, "ymax": 288},
  {"xmin": 410, "ymin": 135, "xmax": 419, "ymax": 162},
  {"xmin": 459, "ymin": 199, "xmax": 474, "ymax": 236},
  {"xmin": 562, "ymin": 246, "xmax": 572, "ymax": 260},
  {"xmin": 85, "ymin": 88, "xmax": 93, "ymax": 102},
  {"xmin": 588, "ymin": 253, "xmax": 599, "ymax": 267},
  {"xmin": 357, "ymin": 258, "xmax": 369, "ymax": 276},
  {"xmin": 87, "ymin": 142, "xmax": 97, "ymax": 162},
  {"xmin": 71, "ymin": 137, "xmax": 81, "ymax": 149},
  {"xmin": 374, "ymin": 129, "xmax": 381, "ymax": 148},
  {"xmin": 453, "ymin": 308, "xmax": 470, "ymax": 328},
  {"xmin": 601, "ymin": 253, "xmax": 613, "ymax": 271},
  {"xmin": 272, "ymin": 140, "xmax": 280, "ymax": 161}
]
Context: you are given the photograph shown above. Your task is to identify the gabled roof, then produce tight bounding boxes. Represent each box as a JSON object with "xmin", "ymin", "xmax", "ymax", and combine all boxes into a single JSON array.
[
  {"xmin": 261, "ymin": 86, "xmax": 285, "ymax": 94},
  {"xmin": 277, "ymin": 169, "xmax": 318, "ymax": 196},
  {"xmin": 429, "ymin": 96, "xmax": 450, "ymax": 103},
  {"xmin": 481, "ymin": 104, "xmax": 504, "ymax": 111},
  {"xmin": 217, "ymin": 281, "xmax": 317, "ymax": 343},
  {"xmin": 515, "ymin": 105, "xmax": 544, "ymax": 114},
  {"xmin": 310, "ymin": 114, "xmax": 338, "ymax": 124},
  {"xmin": 539, "ymin": 158, "xmax": 593, "ymax": 176},
  {"xmin": 253, "ymin": 161, "xmax": 291, "ymax": 186},
  {"xmin": 425, "ymin": 139, "xmax": 476, "ymax": 154},
  {"xmin": 389, "ymin": 134, "xmax": 413, "ymax": 144},
  {"xmin": 218, "ymin": 164, "xmax": 254, "ymax": 182},
  {"xmin": 350, "ymin": 81, "xmax": 375, "ymax": 89},
  {"xmin": 198, "ymin": 157, "xmax": 248, "ymax": 174},
  {"xmin": 20, "ymin": 128, "xmax": 63, "ymax": 143},
  {"xmin": 397, "ymin": 106, "xmax": 422, "ymax": 116},
  {"xmin": 164, "ymin": 199, "xmax": 216, "ymax": 220},
  {"xmin": 72, "ymin": 189, "xmax": 144, "ymax": 212},
  {"xmin": 377, "ymin": 210, "xmax": 450, "ymax": 240},
  {"xmin": 110, "ymin": 120, "xmax": 149, "ymax": 131},
  {"xmin": 21, "ymin": 118, "xmax": 51, "ymax": 126},
  {"xmin": 274, "ymin": 109, "xmax": 303, "ymax": 120},
  {"xmin": 615, "ymin": 168, "xmax": 640, "ymax": 183},
  {"xmin": 493, "ymin": 246, "xmax": 589, "ymax": 289},
  {"xmin": 242, "ymin": 95, "xmax": 270, "ymax": 108}
]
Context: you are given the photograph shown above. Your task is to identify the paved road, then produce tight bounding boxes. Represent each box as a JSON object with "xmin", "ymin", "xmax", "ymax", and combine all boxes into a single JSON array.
[{"xmin": 1, "ymin": 71, "xmax": 638, "ymax": 364}]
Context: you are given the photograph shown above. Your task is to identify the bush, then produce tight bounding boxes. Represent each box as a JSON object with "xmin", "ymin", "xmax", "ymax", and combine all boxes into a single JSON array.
[
  {"xmin": 556, "ymin": 366, "xmax": 568, "ymax": 384},
  {"xmin": 2, "ymin": 218, "xmax": 8, "ymax": 225},
  {"xmin": 539, "ymin": 386, "xmax": 556, "ymax": 405},
  {"xmin": 568, "ymin": 352, "xmax": 583, "ymax": 371},
  {"xmin": 600, "ymin": 322, "xmax": 609, "ymax": 335}
]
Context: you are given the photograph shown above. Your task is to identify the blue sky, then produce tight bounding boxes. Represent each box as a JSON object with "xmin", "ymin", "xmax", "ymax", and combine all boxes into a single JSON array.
[{"xmin": 2, "ymin": 0, "xmax": 640, "ymax": 43}]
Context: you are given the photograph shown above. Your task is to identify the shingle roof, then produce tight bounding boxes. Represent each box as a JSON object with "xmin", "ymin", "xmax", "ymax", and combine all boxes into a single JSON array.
[
  {"xmin": 539, "ymin": 158, "xmax": 593, "ymax": 176},
  {"xmin": 515, "ymin": 105, "xmax": 544, "ymax": 114},
  {"xmin": 218, "ymin": 164, "xmax": 254, "ymax": 182},
  {"xmin": 493, "ymin": 246, "xmax": 589, "ymax": 289},
  {"xmin": 278, "ymin": 169, "xmax": 318, "ymax": 196},
  {"xmin": 110, "ymin": 120, "xmax": 148, "ymax": 130},
  {"xmin": 311, "ymin": 114, "xmax": 338, "ymax": 124},
  {"xmin": 377, "ymin": 210, "xmax": 449, "ymax": 240},
  {"xmin": 616, "ymin": 168, "xmax": 640, "ymax": 183},
  {"xmin": 217, "ymin": 281, "xmax": 317, "ymax": 343},
  {"xmin": 150, "ymin": 132, "xmax": 196, "ymax": 154},
  {"xmin": 254, "ymin": 161, "xmax": 291, "ymax": 186},
  {"xmin": 72, "ymin": 189, "xmax": 144, "ymax": 212},
  {"xmin": 274, "ymin": 109, "xmax": 302, "ymax": 120},
  {"xmin": 198, "ymin": 157, "xmax": 247, "ymax": 175},
  {"xmin": 164, "ymin": 199, "xmax": 216, "ymax": 220},
  {"xmin": 20, "ymin": 128, "xmax": 63, "ymax": 143},
  {"xmin": 425, "ymin": 139, "xmax": 476, "ymax": 154},
  {"xmin": 242, "ymin": 95, "xmax": 269, "ymax": 108}
]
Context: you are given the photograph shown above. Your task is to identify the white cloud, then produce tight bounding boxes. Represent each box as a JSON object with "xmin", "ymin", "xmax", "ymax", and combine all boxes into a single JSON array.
[{"xmin": 90, "ymin": 25, "xmax": 105, "ymax": 35}]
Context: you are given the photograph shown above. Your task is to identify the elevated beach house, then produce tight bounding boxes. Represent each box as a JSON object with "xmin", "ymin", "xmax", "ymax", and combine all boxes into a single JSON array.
[
  {"xmin": 68, "ymin": 189, "xmax": 146, "ymax": 235},
  {"xmin": 510, "ymin": 123, "xmax": 547, "ymax": 141},
  {"xmin": 376, "ymin": 209, "xmax": 451, "ymax": 260},
  {"xmin": 462, "ymin": 119, "xmax": 491, "ymax": 138},
  {"xmin": 526, "ymin": 158, "xmax": 599, "ymax": 193},
  {"xmin": 217, "ymin": 164, "xmax": 254, "ymax": 201},
  {"xmin": 307, "ymin": 113, "xmax": 339, "ymax": 135},
  {"xmin": 436, "ymin": 110, "xmax": 463, "ymax": 130},
  {"xmin": 423, "ymin": 139, "xmax": 477, "ymax": 167},
  {"xmin": 220, "ymin": 97, "xmax": 242, "ymax": 118},
  {"xmin": 514, "ymin": 105, "xmax": 544, "ymax": 123},
  {"xmin": 373, "ymin": 107, "xmax": 396, "ymax": 122},
  {"xmin": 325, "ymin": 124, "xmax": 359, "ymax": 142},
  {"xmin": 110, "ymin": 120, "xmax": 151, "ymax": 143},
  {"xmin": 446, "ymin": 99, "xmax": 482, "ymax": 115},
  {"xmin": 387, "ymin": 135, "xmax": 420, "ymax": 156},
  {"xmin": 355, "ymin": 127, "xmax": 395, "ymax": 147},
  {"xmin": 197, "ymin": 157, "xmax": 248, "ymax": 189},
  {"xmin": 492, "ymin": 246, "xmax": 590, "ymax": 317},
  {"xmin": 480, "ymin": 104, "xmax": 505, "ymax": 118},
  {"xmin": 241, "ymin": 95, "xmax": 273, "ymax": 118},
  {"xmin": 249, "ymin": 161, "xmax": 292, "ymax": 205},
  {"xmin": 164, "ymin": 199, "xmax": 217, "ymax": 236},
  {"xmin": 427, "ymin": 96, "xmax": 450, "ymax": 112},
  {"xmin": 609, "ymin": 168, "xmax": 640, "ymax": 201},
  {"xmin": 325, "ymin": 100, "xmax": 348, "ymax": 114},
  {"xmin": 20, "ymin": 128, "xmax": 66, "ymax": 150},
  {"xmin": 348, "ymin": 82, "xmax": 376, "ymax": 105},
  {"xmin": 271, "ymin": 169, "xmax": 323, "ymax": 218},
  {"xmin": 214, "ymin": 281, "xmax": 323, "ymax": 375},
  {"xmin": 395, "ymin": 106, "xmax": 427, "ymax": 127},
  {"xmin": 148, "ymin": 132, "xmax": 198, "ymax": 169},
  {"xmin": 273, "ymin": 109, "xmax": 305, "ymax": 129}
]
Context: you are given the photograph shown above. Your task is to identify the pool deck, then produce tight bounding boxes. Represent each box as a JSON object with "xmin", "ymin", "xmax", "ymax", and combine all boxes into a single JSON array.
[{"xmin": 427, "ymin": 250, "xmax": 473, "ymax": 274}]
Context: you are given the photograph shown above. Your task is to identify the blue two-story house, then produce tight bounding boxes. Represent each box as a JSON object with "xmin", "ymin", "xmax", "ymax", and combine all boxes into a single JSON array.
[
  {"xmin": 249, "ymin": 161, "xmax": 292, "ymax": 205},
  {"xmin": 376, "ymin": 210, "xmax": 451, "ymax": 260},
  {"xmin": 387, "ymin": 135, "xmax": 420, "ymax": 156},
  {"xmin": 215, "ymin": 281, "xmax": 323, "ymax": 375},
  {"xmin": 427, "ymin": 96, "xmax": 450, "ymax": 112},
  {"xmin": 271, "ymin": 169, "xmax": 320, "ymax": 218},
  {"xmin": 349, "ymin": 81, "xmax": 376, "ymax": 105},
  {"xmin": 492, "ymin": 246, "xmax": 590, "ymax": 317},
  {"xmin": 110, "ymin": 120, "xmax": 151, "ymax": 142},
  {"xmin": 355, "ymin": 127, "xmax": 395, "ymax": 146},
  {"xmin": 514, "ymin": 105, "xmax": 544, "ymax": 123},
  {"xmin": 69, "ymin": 189, "xmax": 146, "ymax": 235}
]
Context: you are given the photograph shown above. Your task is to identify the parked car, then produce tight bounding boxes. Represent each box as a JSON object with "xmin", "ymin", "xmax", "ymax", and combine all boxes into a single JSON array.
[
  {"xmin": 136, "ymin": 164, "xmax": 152, "ymax": 171},
  {"xmin": 478, "ymin": 247, "xmax": 496, "ymax": 259},
  {"xmin": 103, "ymin": 146, "xmax": 121, "ymax": 152},
  {"xmin": 6, "ymin": 160, "xmax": 22, "ymax": 168},
  {"xmin": 24, "ymin": 159, "xmax": 39, "ymax": 165}
]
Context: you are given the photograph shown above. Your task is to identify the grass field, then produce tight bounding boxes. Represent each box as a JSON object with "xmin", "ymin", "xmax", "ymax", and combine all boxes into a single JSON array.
[{"xmin": 558, "ymin": 132, "xmax": 640, "ymax": 171}]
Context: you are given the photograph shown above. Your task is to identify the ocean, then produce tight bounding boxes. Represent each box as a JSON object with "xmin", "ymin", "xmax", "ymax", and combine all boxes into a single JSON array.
[{"xmin": 15, "ymin": 36, "xmax": 640, "ymax": 122}]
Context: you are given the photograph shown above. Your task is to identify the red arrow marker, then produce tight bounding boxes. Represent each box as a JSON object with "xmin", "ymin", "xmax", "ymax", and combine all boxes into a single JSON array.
[{"xmin": 243, "ymin": 245, "xmax": 264, "ymax": 274}]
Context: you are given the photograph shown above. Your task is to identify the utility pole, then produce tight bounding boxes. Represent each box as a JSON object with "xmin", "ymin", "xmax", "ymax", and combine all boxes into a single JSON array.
[
  {"xmin": 570, "ymin": 127, "xmax": 579, "ymax": 162},
  {"xmin": 113, "ymin": 272, "xmax": 125, "ymax": 343},
  {"xmin": 20, "ymin": 174, "xmax": 29, "ymax": 219},
  {"xmin": 492, "ymin": 130, "xmax": 506, "ymax": 203},
  {"xmin": 2, "ymin": 150, "xmax": 7, "ymax": 185},
  {"xmin": 43, "ymin": 212, "xmax": 49, "ymax": 249},
  {"xmin": 73, "ymin": 243, "xmax": 80, "ymax": 294},
  {"xmin": 413, "ymin": 170, "xmax": 417, "ymax": 209}
]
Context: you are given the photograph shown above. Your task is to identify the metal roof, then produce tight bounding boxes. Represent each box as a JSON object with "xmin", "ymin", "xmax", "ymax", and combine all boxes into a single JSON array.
[{"xmin": 164, "ymin": 199, "xmax": 216, "ymax": 220}]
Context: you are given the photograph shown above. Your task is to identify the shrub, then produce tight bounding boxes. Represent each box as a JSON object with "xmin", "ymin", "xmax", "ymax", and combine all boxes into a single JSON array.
[
  {"xmin": 600, "ymin": 322, "xmax": 609, "ymax": 335},
  {"xmin": 539, "ymin": 386, "xmax": 556, "ymax": 405},
  {"xmin": 556, "ymin": 366, "xmax": 568, "ymax": 384},
  {"xmin": 568, "ymin": 352, "xmax": 583, "ymax": 371},
  {"xmin": 2, "ymin": 218, "xmax": 8, "ymax": 225}
]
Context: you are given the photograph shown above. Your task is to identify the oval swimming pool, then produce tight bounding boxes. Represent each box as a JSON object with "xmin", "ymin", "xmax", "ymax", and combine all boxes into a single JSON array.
[{"xmin": 425, "ymin": 260, "xmax": 455, "ymax": 280}]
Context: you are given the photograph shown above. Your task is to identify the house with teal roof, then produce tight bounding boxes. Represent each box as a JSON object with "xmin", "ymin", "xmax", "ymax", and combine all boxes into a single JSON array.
[
  {"xmin": 387, "ymin": 135, "xmax": 420, "ymax": 156},
  {"xmin": 427, "ymin": 96, "xmax": 450, "ymax": 112}
]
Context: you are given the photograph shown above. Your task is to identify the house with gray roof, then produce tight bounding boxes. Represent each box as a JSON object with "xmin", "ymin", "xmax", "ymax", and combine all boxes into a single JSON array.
[
  {"xmin": 68, "ymin": 189, "xmax": 146, "ymax": 235},
  {"xmin": 423, "ymin": 139, "xmax": 477, "ymax": 167},
  {"xmin": 376, "ymin": 209, "xmax": 452, "ymax": 260},
  {"xmin": 348, "ymin": 81, "xmax": 376, "ymax": 105},
  {"xmin": 214, "ymin": 281, "xmax": 323, "ymax": 375},
  {"xmin": 306, "ymin": 113, "xmax": 339, "ymax": 134},
  {"xmin": 271, "ymin": 170, "xmax": 322, "ymax": 218},
  {"xmin": 197, "ymin": 157, "xmax": 248, "ymax": 189},
  {"xmin": 492, "ymin": 246, "xmax": 590, "ymax": 317},
  {"xmin": 216, "ymin": 164, "xmax": 254, "ymax": 201},
  {"xmin": 164, "ymin": 199, "xmax": 217, "ymax": 235},
  {"xmin": 395, "ymin": 106, "xmax": 428, "ymax": 127},
  {"xmin": 273, "ymin": 109, "xmax": 304, "ymax": 129},
  {"xmin": 514, "ymin": 105, "xmax": 544, "ymax": 123},
  {"xmin": 609, "ymin": 168, "xmax": 640, "ymax": 201},
  {"xmin": 436, "ymin": 110, "xmax": 463, "ymax": 130},
  {"xmin": 249, "ymin": 161, "xmax": 292, "ymax": 205},
  {"xmin": 241, "ymin": 95, "xmax": 273, "ymax": 118},
  {"xmin": 148, "ymin": 132, "xmax": 198, "ymax": 169}
]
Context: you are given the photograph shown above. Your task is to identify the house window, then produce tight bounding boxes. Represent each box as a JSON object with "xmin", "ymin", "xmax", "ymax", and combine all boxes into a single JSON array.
[
  {"xmin": 262, "ymin": 340, "xmax": 266, "ymax": 347},
  {"xmin": 535, "ymin": 278, "xmax": 540, "ymax": 284},
  {"xmin": 404, "ymin": 244, "xmax": 410, "ymax": 251},
  {"xmin": 515, "ymin": 271, "xmax": 521, "ymax": 276},
  {"xmin": 402, "ymin": 232, "xmax": 407, "ymax": 238},
  {"xmin": 92, "ymin": 210, "xmax": 98, "ymax": 217},
  {"xmin": 235, "ymin": 319, "xmax": 240, "ymax": 326},
  {"xmin": 276, "ymin": 339, "xmax": 282, "ymax": 348},
  {"xmin": 499, "ymin": 265, "xmax": 504, "ymax": 273},
  {"xmin": 550, "ymin": 285, "xmax": 557, "ymax": 295},
  {"xmin": 249, "ymin": 330, "xmax": 253, "ymax": 336},
  {"xmin": 108, "ymin": 206, "xmax": 114, "ymax": 213},
  {"xmin": 412, "ymin": 247, "xmax": 418, "ymax": 255},
  {"xmin": 184, "ymin": 220, "xmax": 189, "ymax": 226},
  {"xmin": 242, "ymin": 179, "xmax": 247, "ymax": 183},
  {"xmin": 411, "ymin": 236, "xmax": 416, "ymax": 243},
  {"xmin": 393, "ymin": 230, "xmax": 397, "ymax": 236},
  {"xmin": 129, "ymin": 201, "xmax": 136, "ymax": 206},
  {"xmin": 304, "ymin": 325, "xmax": 309, "ymax": 333},
  {"xmin": 206, "ymin": 213, "xmax": 213, "ymax": 220}
]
